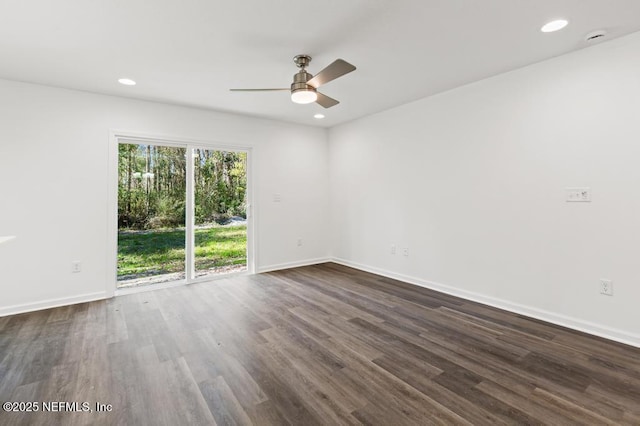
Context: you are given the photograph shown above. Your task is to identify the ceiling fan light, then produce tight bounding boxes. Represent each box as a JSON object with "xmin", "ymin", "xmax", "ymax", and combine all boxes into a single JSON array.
[{"xmin": 291, "ymin": 89, "xmax": 317, "ymax": 104}]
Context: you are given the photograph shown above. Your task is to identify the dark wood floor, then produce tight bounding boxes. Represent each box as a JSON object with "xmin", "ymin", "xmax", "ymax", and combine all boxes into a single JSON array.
[{"xmin": 1, "ymin": 263, "xmax": 639, "ymax": 425}]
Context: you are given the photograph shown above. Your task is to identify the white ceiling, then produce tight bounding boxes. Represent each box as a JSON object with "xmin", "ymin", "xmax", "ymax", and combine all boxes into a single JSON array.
[{"xmin": 1, "ymin": 1, "xmax": 639, "ymax": 128}]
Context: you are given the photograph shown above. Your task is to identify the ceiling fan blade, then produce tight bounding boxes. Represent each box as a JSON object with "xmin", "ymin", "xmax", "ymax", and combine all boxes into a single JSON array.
[
  {"xmin": 307, "ymin": 59, "xmax": 356, "ymax": 88},
  {"xmin": 316, "ymin": 92, "xmax": 340, "ymax": 108},
  {"xmin": 229, "ymin": 88, "xmax": 289, "ymax": 92}
]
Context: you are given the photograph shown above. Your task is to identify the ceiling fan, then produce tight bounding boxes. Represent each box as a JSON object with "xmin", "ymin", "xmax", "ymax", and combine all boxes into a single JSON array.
[{"xmin": 230, "ymin": 55, "xmax": 356, "ymax": 108}]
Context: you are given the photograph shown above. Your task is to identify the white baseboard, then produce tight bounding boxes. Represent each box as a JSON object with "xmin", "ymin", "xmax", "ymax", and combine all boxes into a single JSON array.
[
  {"xmin": 258, "ymin": 257, "xmax": 331, "ymax": 274},
  {"xmin": 331, "ymin": 258, "xmax": 640, "ymax": 349},
  {"xmin": 0, "ymin": 258, "xmax": 331, "ymax": 317},
  {"xmin": 0, "ymin": 292, "xmax": 108, "ymax": 317}
]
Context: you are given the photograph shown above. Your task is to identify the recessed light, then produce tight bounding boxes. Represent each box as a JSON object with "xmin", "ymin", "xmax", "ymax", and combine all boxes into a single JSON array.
[
  {"xmin": 118, "ymin": 78, "xmax": 136, "ymax": 86},
  {"xmin": 541, "ymin": 19, "xmax": 569, "ymax": 33},
  {"xmin": 314, "ymin": 113, "xmax": 325, "ymax": 119}
]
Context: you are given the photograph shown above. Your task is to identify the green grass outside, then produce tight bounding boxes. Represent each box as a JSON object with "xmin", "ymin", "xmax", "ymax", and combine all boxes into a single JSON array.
[{"xmin": 118, "ymin": 225, "xmax": 247, "ymax": 278}]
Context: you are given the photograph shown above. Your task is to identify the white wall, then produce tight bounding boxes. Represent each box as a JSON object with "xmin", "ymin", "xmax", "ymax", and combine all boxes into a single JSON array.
[
  {"xmin": 0, "ymin": 80, "xmax": 330, "ymax": 315},
  {"xmin": 329, "ymin": 32, "xmax": 640, "ymax": 346}
]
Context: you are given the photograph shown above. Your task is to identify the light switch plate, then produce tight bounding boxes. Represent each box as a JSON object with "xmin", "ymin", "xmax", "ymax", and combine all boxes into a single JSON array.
[{"xmin": 566, "ymin": 187, "xmax": 591, "ymax": 202}]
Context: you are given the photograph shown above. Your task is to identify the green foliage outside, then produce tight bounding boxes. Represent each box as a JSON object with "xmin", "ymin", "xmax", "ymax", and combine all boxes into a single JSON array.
[
  {"xmin": 118, "ymin": 225, "xmax": 247, "ymax": 278},
  {"xmin": 118, "ymin": 144, "xmax": 247, "ymax": 229}
]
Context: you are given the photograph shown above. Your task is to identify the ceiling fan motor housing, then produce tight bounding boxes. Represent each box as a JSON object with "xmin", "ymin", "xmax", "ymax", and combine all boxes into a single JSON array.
[{"xmin": 291, "ymin": 70, "xmax": 317, "ymax": 95}]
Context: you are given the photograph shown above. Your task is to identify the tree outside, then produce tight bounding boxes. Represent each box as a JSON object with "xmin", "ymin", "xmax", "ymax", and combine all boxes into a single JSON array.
[{"xmin": 117, "ymin": 144, "xmax": 247, "ymax": 286}]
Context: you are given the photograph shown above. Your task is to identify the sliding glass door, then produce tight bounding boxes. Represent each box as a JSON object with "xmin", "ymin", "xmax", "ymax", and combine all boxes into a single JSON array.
[
  {"xmin": 193, "ymin": 149, "xmax": 248, "ymax": 278},
  {"xmin": 116, "ymin": 140, "xmax": 249, "ymax": 290}
]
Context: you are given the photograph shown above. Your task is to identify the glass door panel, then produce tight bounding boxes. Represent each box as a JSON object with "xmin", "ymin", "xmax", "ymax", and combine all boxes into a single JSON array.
[
  {"xmin": 193, "ymin": 149, "xmax": 248, "ymax": 278},
  {"xmin": 117, "ymin": 143, "xmax": 187, "ymax": 288}
]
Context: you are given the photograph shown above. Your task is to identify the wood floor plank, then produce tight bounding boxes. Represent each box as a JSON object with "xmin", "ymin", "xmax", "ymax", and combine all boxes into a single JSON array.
[
  {"xmin": 199, "ymin": 376, "xmax": 246, "ymax": 426},
  {"xmin": 1, "ymin": 263, "xmax": 639, "ymax": 425},
  {"xmin": 195, "ymin": 329, "xmax": 269, "ymax": 407},
  {"xmin": 288, "ymin": 306, "xmax": 384, "ymax": 360},
  {"xmin": 247, "ymin": 400, "xmax": 284, "ymax": 426},
  {"xmin": 162, "ymin": 357, "xmax": 218, "ymax": 425},
  {"xmin": 372, "ymin": 355, "xmax": 515, "ymax": 425},
  {"xmin": 255, "ymin": 342, "xmax": 362, "ymax": 425},
  {"xmin": 418, "ymin": 326, "xmax": 629, "ymax": 421},
  {"xmin": 259, "ymin": 326, "xmax": 369, "ymax": 413},
  {"xmin": 531, "ymin": 387, "xmax": 617, "ymax": 425},
  {"xmin": 475, "ymin": 381, "xmax": 580, "ymax": 425}
]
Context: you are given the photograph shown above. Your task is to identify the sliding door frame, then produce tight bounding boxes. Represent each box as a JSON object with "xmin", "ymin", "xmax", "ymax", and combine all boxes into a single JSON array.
[{"xmin": 107, "ymin": 130, "xmax": 255, "ymax": 297}]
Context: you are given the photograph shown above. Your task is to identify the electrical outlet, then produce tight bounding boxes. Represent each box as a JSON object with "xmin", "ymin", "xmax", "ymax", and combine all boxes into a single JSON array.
[
  {"xmin": 600, "ymin": 279, "xmax": 613, "ymax": 296},
  {"xmin": 402, "ymin": 247, "xmax": 409, "ymax": 257},
  {"xmin": 297, "ymin": 238, "xmax": 303, "ymax": 247},
  {"xmin": 72, "ymin": 261, "xmax": 82, "ymax": 273},
  {"xmin": 390, "ymin": 245, "xmax": 396, "ymax": 255}
]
